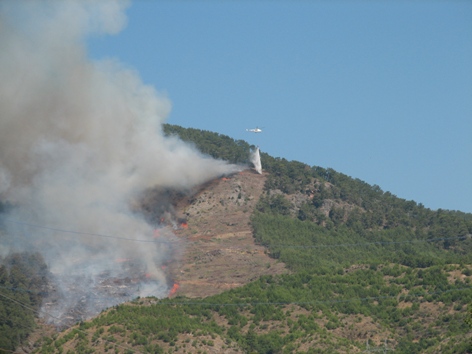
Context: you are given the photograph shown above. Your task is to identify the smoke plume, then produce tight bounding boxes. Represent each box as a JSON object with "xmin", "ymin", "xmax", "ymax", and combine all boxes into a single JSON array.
[
  {"xmin": 250, "ymin": 147, "xmax": 262, "ymax": 174},
  {"xmin": 0, "ymin": 0, "xmax": 240, "ymax": 326}
]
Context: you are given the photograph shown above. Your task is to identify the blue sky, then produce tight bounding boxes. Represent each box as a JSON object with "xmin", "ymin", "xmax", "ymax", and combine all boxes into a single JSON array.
[{"xmin": 88, "ymin": 1, "xmax": 472, "ymax": 213}]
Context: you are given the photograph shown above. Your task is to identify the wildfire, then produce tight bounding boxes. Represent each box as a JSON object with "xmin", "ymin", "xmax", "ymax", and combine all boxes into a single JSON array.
[
  {"xmin": 169, "ymin": 283, "xmax": 179, "ymax": 297},
  {"xmin": 180, "ymin": 222, "xmax": 188, "ymax": 229}
]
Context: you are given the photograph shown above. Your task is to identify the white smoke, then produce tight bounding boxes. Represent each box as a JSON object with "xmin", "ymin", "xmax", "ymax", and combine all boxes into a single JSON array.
[
  {"xmin": 0, "ymin": 0, "xmax": 240, "ymax": 326},
  {"xmin": 250, "ymin": 147, "xmax": 262, "ymax": 174}
]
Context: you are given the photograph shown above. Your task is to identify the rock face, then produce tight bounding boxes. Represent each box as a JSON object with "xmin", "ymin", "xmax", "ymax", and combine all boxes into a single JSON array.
[{"xmin": 168, "ymin": 169, "xmax": 288, "ymax": 298}]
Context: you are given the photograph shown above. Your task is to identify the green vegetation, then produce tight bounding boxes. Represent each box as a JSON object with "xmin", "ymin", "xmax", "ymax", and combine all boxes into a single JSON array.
[
  {"xmin": 0, "ymin": 252, "xmax": 49, "ymax": 352},
  {"xmin": 4, "ymin": 125, "xmax": 472, "ymax": 353},
  {"xmin": 252, "ymin": 212, "xmax": 472, "ymax": 272},
  {"xmin": 35, "ymin": 265, "xmax": 472, "ymax": 353}
]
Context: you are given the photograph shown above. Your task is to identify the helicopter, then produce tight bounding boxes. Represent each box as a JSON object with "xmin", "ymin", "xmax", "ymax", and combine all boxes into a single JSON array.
[{"xmin": 246, "ymin": 127, "xmax": 263, "ymax": 133}]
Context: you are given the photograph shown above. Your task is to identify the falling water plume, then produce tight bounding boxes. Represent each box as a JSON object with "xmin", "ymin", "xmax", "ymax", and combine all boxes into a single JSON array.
[{"xmin": 250, "ymin": 147, "xmax": 262, "ymax": 174}]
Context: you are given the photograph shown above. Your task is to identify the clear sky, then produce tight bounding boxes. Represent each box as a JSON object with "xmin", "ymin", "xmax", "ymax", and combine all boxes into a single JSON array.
[{"xmin": 88, "ymin": 1, "xmax": 472, "ymax": 213}]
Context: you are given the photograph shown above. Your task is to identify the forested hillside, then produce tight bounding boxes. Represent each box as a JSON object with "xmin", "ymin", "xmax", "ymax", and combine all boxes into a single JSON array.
[
  {"xmin": 164, "ymin": 124, "xmax": 472, "ymax": 268},
  {"xmin": 0, "ymin": 252, "xmax": 50, "ymax": 352},
  {"xmin": 2, "ymin": 125, "xmax": 472, "ymax": 353}
]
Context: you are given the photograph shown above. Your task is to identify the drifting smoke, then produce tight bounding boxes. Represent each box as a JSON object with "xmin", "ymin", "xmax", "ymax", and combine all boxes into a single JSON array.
[
  {"xmin": 0, "ymin": 0, "xmax": 240, "ymax": 326},
  {"xmin": 250, "ymin": 147, "xmax": 262, "ymax": 174}
]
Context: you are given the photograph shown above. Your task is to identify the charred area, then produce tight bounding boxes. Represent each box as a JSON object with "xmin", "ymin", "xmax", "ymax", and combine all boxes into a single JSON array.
[
  {"xmin": 137, "ymin": 187, "xmax": 191, "ymax": 228},
  {"xmin": 40, "ymin": 260, "xmax": 169, "ymax": 329}
]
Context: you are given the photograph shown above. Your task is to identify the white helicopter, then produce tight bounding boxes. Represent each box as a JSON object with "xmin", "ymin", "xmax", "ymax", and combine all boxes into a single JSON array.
[{"xmin": 246, "ymin": 127, "xmax": 263, "ymax": 133}]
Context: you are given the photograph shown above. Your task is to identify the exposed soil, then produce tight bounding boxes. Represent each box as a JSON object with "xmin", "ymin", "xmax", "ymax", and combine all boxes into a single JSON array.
[{"xmin": 166, "ymin": 168, "xmax": 288, "ymax": 298}]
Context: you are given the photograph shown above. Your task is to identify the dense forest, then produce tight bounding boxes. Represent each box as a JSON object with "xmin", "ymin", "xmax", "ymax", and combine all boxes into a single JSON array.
[{"xmin": 1, "ymin": 124, "xmax": 472, "ymax": 353}]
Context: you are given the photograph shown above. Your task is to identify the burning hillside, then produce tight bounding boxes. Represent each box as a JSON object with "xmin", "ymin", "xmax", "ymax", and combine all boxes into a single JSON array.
[
  {"xmin": 0, "ymin": 1, "xmax": 241, "ymax": 327},
  {"xmin": 33, "ymin": 221, "xmax": 182, "ymax": 328}
]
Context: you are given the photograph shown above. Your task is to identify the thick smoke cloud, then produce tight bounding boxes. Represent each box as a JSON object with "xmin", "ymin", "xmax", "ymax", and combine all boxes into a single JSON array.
[{"xmin": 0, "ymin": 0, "xmax": 240, "ymax": 326}]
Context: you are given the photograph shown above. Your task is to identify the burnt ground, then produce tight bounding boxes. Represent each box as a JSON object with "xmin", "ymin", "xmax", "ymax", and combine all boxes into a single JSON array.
[
  {"xmin": 19, "ymin": 168, "xmax": 287, "ymax": 351},
  {"xmin": 166, "ymin": 168, "xmax": 288, "ymax": 298}
]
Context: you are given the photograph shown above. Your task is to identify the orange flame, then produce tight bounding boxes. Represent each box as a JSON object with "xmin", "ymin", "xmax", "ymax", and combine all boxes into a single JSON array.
[
  {"xmin": 180, "ymin": 222, "xmax": 188, "ymax": 229},
  {"xmin": 169, "ymin": 283, "xmax": 180, "ymax": 296}
]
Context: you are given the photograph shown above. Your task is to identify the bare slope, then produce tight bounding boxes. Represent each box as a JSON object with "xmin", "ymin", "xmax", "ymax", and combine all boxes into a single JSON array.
[{"xmin": 168, "ymin": 169, "xmax": 288, "ymax": 298}]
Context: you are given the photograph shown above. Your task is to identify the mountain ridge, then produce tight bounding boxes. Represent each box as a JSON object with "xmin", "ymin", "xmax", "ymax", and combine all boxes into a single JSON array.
[{"xmin": 3, "ymin": 124, "xmax": 472, "ymax": 353}]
